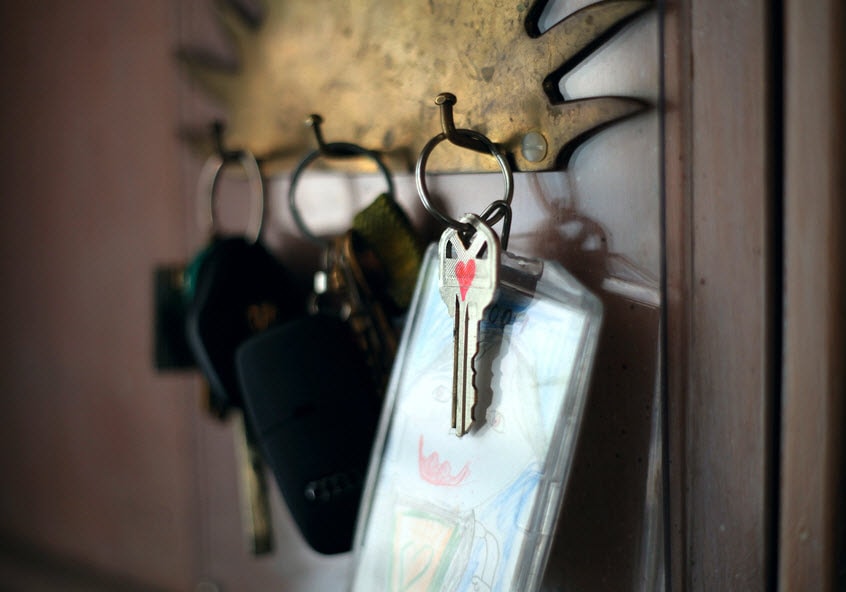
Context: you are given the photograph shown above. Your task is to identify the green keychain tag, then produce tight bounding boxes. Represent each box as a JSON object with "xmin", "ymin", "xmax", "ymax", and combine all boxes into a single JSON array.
[{"xmin": 352, "ymin": 193, "xmax": 424, "ymax": 312}]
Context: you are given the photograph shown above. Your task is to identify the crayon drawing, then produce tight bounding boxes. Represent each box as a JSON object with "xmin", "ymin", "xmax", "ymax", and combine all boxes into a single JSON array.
[{"xmin": 353, "ymin": 251, "xmax": 591, "ymax": 592}]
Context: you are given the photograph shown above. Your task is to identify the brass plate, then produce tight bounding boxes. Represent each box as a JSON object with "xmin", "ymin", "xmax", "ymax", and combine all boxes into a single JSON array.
[{"xmin": 181, "ymin": 0, "xmax": 650, "ymax": 173}]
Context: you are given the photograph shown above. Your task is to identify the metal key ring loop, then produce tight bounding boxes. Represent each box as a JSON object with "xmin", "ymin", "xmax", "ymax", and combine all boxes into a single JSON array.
[
  {"xmin": 197, "ymin": 150, "xmax": 265, "ymax": 244},
  {"xmin": 288, "ymin": 142, "xmax": 395, "ymax": 247},
  {"xmin": 415, "ymin": 129, "xmax": 514, "ymax": 232},
  {"xmin": 479, "ymin": 199, "xmax": 513, "ymax": 251}
]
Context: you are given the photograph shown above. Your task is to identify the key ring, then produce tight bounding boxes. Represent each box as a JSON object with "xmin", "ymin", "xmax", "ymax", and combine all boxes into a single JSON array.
[
  {"xmin": 197, "ymin": 149, "xmax": 265, "ymax": 244},
  {"xmin": 479, "ymin": 199, "xmax": 512, "ymax": 251},
  {"xmin": 415, "ymin": 128, "xmax": 514, "ymax": 234},
  {"xmin": 288, "ymin": 139, "xmax": 395, "ymax": 247}
]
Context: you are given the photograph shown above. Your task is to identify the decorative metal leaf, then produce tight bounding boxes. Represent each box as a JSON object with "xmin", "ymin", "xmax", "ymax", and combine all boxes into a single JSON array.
[{"xmin": 180, "ymin": 0, "xmax": 651, "ymax": 172}]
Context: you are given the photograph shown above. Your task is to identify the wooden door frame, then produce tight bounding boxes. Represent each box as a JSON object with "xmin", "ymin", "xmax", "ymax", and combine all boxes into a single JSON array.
[
  {"xmin": 664, "ymin": 0, "xmax": 775, "ymax": 588},
  {"xmin": 663, "ymin": 0, "xmax": 844, "ymax": 589},
  {"xmin": 779, "ymin": 0, "xmax": 845, "ymax": 590}
]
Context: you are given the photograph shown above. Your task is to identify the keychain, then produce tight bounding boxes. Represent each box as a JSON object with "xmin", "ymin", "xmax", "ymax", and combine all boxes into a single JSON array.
[
  {"xmin": 287, "ymin": 114, "xmax": 424, "ymax": 392},
  {"xmin": 236, "ymin": 118, "xmax": 423, "ymax": 554},
  {"xmin": 184, "ymin": 144, "xmax": 305, "ymax": 556},
  {"xmin": 351, "ymin": 96, "xmax": 603, "ymax": 592}
]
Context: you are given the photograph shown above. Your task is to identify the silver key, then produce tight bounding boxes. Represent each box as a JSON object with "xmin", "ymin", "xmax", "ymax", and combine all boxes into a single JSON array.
[
  {"xmin": 438, "ymin": 214, "xmax": 500, "ymax": 436},
  {"xmin": 233, "ymin": 411, "xmax": 274, "ymax": 554}
]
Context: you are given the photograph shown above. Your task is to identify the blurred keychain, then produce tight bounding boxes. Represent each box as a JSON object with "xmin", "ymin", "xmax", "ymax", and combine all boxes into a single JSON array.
[
  {"xmin": 352, "ymin": 94, "xmax": 604, "ymax": 592},
  {"xmin": 183, "ymin": 140, "xmax": 306, "ymax": 555},
  {"xmin": 286, "ymin": 116, "xmax": 424, "ymax": 395},
  {"xmin": 236, "ymin": 116, "xmax": 423, "ymax": 554}
]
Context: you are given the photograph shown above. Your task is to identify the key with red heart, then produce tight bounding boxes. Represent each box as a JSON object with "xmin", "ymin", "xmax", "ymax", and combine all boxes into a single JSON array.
[{"xmin": 438, "ymin": 214, "xmax": 500, "ymax": 436}]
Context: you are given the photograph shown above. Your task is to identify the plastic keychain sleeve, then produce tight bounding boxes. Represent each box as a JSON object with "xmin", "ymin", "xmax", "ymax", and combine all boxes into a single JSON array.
[{"xmin": 351, "ymin": 243, "xmax": 603, "ymax": 592}]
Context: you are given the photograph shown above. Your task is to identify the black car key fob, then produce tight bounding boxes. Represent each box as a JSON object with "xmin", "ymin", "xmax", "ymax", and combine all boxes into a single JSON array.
[{"xmin": 235, "ymin": 313, "xmax": 381, "ymax": 554}]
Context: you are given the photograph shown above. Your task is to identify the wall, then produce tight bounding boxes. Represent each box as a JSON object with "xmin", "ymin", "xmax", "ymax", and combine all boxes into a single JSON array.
[{"xmin": 0, "ymin": 2, "xmax": 199, "ymax": 589}]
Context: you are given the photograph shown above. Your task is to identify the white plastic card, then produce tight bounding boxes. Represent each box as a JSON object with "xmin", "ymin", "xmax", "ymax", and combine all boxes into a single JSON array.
[{"xmin": 351, "ymin": 244, "xmax": 603, "ymax": 592}]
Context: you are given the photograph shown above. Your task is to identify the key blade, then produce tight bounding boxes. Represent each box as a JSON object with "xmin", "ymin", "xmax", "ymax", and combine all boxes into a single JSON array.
[
  {"xmin": 233, "ymin": 412, "xmax": 274, "ymax": 554},
  {"xmin": 455, "ymin": 298, "xmax": 471, "ymax": 436},
  {"xmin": 462, "ymin": 302, "xmax": 482, "ymax": 435}
]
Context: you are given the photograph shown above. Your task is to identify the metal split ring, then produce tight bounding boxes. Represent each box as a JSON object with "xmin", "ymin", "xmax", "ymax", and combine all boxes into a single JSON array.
[
  {"xmin": 197, "ymin": 150, "xmax": 265, "ymax": 244},
  {"xmin": 415, "ymin": 128, "xmax": 514, "ymax": 233},
  {"xmin": 478, "ymin": 199, "xmax": 512, "ymax": 251},
  {"xmin": 288, "ymin": 142, "xmax": 395, "ymax": 246}
]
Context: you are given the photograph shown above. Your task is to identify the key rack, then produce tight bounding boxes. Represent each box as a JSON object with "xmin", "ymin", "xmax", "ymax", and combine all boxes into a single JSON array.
[
  {"xmin": 176, "ymin": 4, "xmax": 665, "ymax": 590},
  {"xmin": 180, "ymin": 0, "xmax": 652, "ymax": 174}
]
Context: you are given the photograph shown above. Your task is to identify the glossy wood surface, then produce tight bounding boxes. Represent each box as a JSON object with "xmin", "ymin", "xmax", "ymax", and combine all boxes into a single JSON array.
[
  {"xmin": 779, "ymin": 0, "xmax": 845, "ymax": 590},
  {"xmin": 663, "ymin": 0, "xmax": 775, "ymax": 589}
]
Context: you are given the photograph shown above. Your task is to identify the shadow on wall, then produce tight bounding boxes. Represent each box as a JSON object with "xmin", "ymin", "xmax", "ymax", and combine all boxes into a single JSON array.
[{"xmin": 532, "ymin": 205, "xmax": 664, "ymax": 591}]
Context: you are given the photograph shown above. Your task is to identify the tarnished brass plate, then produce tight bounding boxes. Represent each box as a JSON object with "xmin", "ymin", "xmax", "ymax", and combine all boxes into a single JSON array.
[{"xmin": 181, "ymin": 0, "xmax": 650, "ymax": 173}]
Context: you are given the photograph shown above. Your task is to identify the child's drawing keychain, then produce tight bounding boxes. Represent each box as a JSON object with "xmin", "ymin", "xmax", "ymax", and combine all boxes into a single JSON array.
[{"xmin": 351, "ymin": 96, "xmax": 604, "ymax": 592}]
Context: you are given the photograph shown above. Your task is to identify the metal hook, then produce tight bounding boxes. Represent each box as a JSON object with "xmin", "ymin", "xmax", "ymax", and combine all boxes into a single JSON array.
[
  {"xmin": 305, "ymin": 114, "xmax": 329, "ymax": 153},
  {"xmin": 305, "ymin": 114, "xmax": 362, "ymax": 158},
  {"xmin": 416, "ymin": 96, "xmax": 513, "ymax": 233},
  {"xmin": 289, "ymin": 116, "xmax": 395, "ymax": 246},
  {"xmin": 211, "ymin": 120, "xmax": 241, "ymax": 162},
  {"xmin": 434, "ymin": 93, "xmax": 492, "ymax": 155}
]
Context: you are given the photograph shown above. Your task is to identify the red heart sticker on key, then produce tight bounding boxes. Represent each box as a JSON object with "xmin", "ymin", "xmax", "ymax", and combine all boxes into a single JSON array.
[{"xmin": 455, "ymin": 259, "xmax": 475, "ymax": 301}]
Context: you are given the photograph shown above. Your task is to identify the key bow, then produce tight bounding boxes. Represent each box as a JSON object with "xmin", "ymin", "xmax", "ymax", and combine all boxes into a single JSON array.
[{"xmin": 439, "ymin": 218, "xmax": 499, "ymax": 312}]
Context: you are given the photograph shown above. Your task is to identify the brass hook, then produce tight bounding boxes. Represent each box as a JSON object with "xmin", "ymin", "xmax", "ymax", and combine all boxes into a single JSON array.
[
  {"xmin": 290, "ymin": 115, "xmax": 396, "ymax": 245},
  {"xmin": 305, "ymin": 114, "xmax": 361, "ymax": 158},
  {"xmin": 211, "ymin": 120, "xmax": 241, "ymax": 162},
  {"xmin": 416, "ymin": 113, "xmax": 513, "ymax": 233},
  {"xmin": 434, "ymin": 93, "xmax": 491, "ymax": 155},
  {"xmin": 304, "ymin": 114, "xmax": 329, "ymax": 153}
]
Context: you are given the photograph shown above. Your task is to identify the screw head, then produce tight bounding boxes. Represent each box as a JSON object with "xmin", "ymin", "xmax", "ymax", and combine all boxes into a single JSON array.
[{"xmin": 521, "ymin": 131, "xmax": 548, "ymax": 162}]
